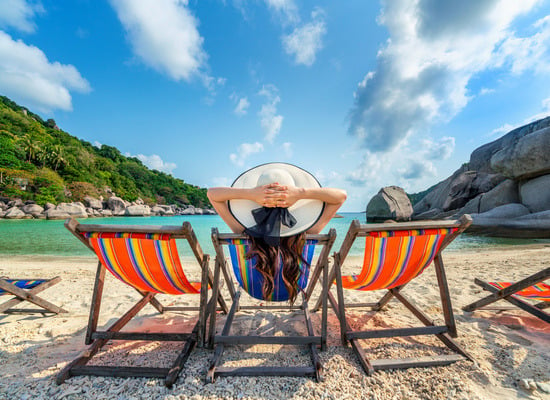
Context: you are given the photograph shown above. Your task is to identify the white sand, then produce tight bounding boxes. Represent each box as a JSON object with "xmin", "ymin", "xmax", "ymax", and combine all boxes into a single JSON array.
[{"xmin": 0, "ymin": 245, "xmax": 549, "ymax": 400}]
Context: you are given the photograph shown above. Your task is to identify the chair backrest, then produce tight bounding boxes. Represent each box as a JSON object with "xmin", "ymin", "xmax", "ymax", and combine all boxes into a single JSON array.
[
  {"xmin": 65, "ymin": 219, "xmax": 205, "ymax": 295},
  {"xmin": 213, "ymin": 230, "xmax": 335, "ymax": 302},
  {"xmin": 223, "ymin": 238, "xmax": 316, "ymax": 301},
  {"xmin": 338, "ymin": 216, "xmax": 472, "ymax": 291}
]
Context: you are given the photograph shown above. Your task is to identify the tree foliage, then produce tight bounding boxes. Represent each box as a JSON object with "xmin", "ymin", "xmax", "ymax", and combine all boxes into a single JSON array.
[{"xmin": 0, "ymin": 96, "xmax": 210, "ymax": 207}]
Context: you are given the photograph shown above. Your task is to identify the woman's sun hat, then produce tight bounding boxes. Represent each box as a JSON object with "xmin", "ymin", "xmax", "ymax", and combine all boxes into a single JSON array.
[{"xmin": 228, "ymin": 163, "xmax": 325, "ymax": 240}]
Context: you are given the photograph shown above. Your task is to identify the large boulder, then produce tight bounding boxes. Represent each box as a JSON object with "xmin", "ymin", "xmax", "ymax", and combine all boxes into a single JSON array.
[
  {"xmin": 519, "ymin": 174, "xmax": 550, "ymax": 213},
  {"xmin": 151, "ymin": 205, "xmax": 174, "ymax": 216},
  {"xmin": 479, "ymin": 179, "xmax": 519, "ymax": 213},
  {"xmin": 84, "ymin": 196, "xmax": 103, "ymax": 209},
  {"xmin": 491, "ymin": 126, "xmax": 550, "ymax": 179},
  {"xmin": 100, "ymin": 209, "xmax": 113, "ymax": 216},
  {"xmin": 45, "ymin": 208, "xmax": 71, "ymax": 220},
  {"xmin": 125, "ymin": 205, "xmax": 151, "ymax": 216},
  {"xmin": 107, "ymin": 196, "xmax": 127, "ymax": 215},
  {"xmin": 468, "ymin": 209, "xmax": 550, "ymax": 238},
  {"xmin": 56, "ymin": 202, "xmax": 88, "ymax": 218},
  {"xmin": 4, "ymin": 207, "xmax": 27, "ymax": 219},
  {"xmin": 44, "ymin": 202, "xmax": 56, "ymax": 210},
  {"xmin": 21, "ymin": 204, "xmax": 44, "ymax": 217},
  {"xmin": 366, "ymin": 186, "xmax": 413, "ymax": 222},
  {"xmin": 469, "ymin": 116, "xmax": 550, "ymax": 173}
]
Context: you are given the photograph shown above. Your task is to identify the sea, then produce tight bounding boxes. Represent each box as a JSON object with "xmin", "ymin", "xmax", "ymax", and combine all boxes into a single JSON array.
[{"xmin": 1, "ymin": 212, "xmax": 548, "ymax": 258}]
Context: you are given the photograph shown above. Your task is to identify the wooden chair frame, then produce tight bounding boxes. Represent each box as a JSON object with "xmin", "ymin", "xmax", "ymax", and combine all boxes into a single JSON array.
[
  {"xmin": 463, "ymin": 267, "xmax": 550, "ymax": 323},
  {"xmin": 206, "ymin": 228, "xmax": 336, "ymax": 382},
  {"xmin": 319, "ymin": 215, "xmax": 473, "ymax": 375},
  {"xmin": 56, "ymin": 219, "xmax": 230, "ymax": 388},
  {"xmin": 0, "ymin": 277, "xmax": 67, "ymax": 314}
]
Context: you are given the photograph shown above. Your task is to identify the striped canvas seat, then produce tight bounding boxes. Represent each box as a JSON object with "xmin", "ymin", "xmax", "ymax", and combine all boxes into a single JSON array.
[
  {"xmin": 83, "ymin": 232, "xmax": 200, "ymax": 295},
  {"xmin": 342, "ymin": 228, "xmax": 457, "ymax": 291},
  {"xmin": 224, "ymin": 238, "xmax": 316, "ymax": 301},
  {"xmin": 0, "ymin": 279, "xmax": 46, "ymax": 296},
  {"xmin": 326, "ymin": 217, "xmax": 473, "ymax": 376}
]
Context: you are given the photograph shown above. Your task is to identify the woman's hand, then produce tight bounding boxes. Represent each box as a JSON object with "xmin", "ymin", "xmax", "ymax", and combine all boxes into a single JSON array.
[{"xmin": 267, "ymin": 185, "xmax": 302, "ymax": 208}]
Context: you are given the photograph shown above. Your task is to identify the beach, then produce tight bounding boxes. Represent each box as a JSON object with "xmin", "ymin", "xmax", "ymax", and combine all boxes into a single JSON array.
[{"xmin": 1, "ymin": 245, "xmax": 549, "ymax": 400}]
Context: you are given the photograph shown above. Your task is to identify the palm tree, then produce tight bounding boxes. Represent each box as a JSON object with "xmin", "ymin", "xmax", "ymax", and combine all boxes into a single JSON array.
[
  {"xmin": 50, "ymin": 145, "xmax": 66, "ymax": 171},
  {"xmin": 20, "ymin": 136, "xmax": 41, "ymax": 163}
]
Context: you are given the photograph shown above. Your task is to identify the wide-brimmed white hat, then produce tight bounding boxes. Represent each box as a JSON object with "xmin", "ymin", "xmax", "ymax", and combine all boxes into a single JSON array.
[{"xmin": 229, "ymin": 163, "xmax": 324, "ymax": 237}]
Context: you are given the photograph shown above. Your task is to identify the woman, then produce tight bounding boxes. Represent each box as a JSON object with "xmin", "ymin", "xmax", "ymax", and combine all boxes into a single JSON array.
[{"xmin": 208, "ymin": 163, "xmax": 346, "ymax": 303}]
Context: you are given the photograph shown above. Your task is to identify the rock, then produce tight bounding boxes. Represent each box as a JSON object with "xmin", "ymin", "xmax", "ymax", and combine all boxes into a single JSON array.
[
  {"xmin": 366, "ymin": 186, "xmax": 413, "ymax": 222},
  {"xmin": 107, "ymin": 196, "xmax": 126, "ymax": 214},
  {"xmin": 151, "ymin": 205, "xmax": 174, "ymax": 215},
  {"xmin": 458, "ymin": 196, "xmax": 481, "ymax": 215},
  {"xmin": 135, "ymin": 197, "xmax": 144, "ymax": 205},
  {"xmin": 8, "ymin": 199, "xmax": 24, "ymax": 208},
  {"xmin": 45, "ymin": 209, "xmax": 71, "ymax": 220},
  {"xmin": 472, "ymin": 203, "xmax": 530, "ymax": 219},
  {"xmin": 4, "ymin": 207, "xmax": 27, "ymax": 219},
  {"xmin": 470, "ymin": 116, "xmax": 550, "ymax": 173},
  {"xmin": 83, "ymin": 196, "xmax": 103, "ymax": 209},
  {"xmin": 479, "ymin": 179, "xmax": 519, "ymax": 213},
  {"xmin": 21, "ymin": 204, "xmax": 44, "ymax": 217},
  {"xmin": 24, "ymin": 200, "xmax": 36, "ymax": 205},
  {"xmin": 491, "ymin": 126, "xmax": 550, "ymax": 179},
  {"xmin": 100, "ymin": 209, "xmax": 113, "ymax": 216},
  {"xmin": 125, "ymin": 205, "xmax": 151, "ymax": 216},
  {"xmin": 180, "ymin": 208, "xmax": 196, "ymax": 215},
  {"xmin": 537, "ymin": 382, "xmax": 550, "ymax": 394},
  {"xmin": 203, "ymin": 209, "xmax": 216, "ymax": 215},
  {"xmin": 519, "ymin": 174, "xmax": 550, "ymax": 213},
  {"xmin": 44, "ymin": 202, "xmax": 56, "ymax": 210},
  {"xmin": 56, "ymin": 202, "xmax": 88, "ymax": 218},
  {"xmin": 0, "ymin": 201, "xmax": 7, "ymax": 211},
  {"xmin": 85, "ymin": 207, "xmax": 95, "ymax": 216},
  {"xmin": 413, "ymin": 165, "xmax": 469, "ymax": 214},
  {"xmin": 413, "ymin": 208, "xmax": 444, "ymax": 220}
]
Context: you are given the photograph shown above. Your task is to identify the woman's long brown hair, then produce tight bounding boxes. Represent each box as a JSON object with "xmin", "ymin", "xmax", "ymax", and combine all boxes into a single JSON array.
[{"xmin": 246, "ymin": 232, "xmax": 309, "ymax": 304}]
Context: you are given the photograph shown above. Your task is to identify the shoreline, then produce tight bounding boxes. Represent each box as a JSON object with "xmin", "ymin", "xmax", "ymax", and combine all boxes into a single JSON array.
[{"xmin": 1, "ymin": 246, "xmax": 549, "ymax": 399}]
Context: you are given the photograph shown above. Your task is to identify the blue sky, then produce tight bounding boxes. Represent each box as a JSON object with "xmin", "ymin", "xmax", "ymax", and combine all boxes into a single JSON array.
[{"xmin": 0, "ymin": 0, "xmax": 549, "ymax": 211}]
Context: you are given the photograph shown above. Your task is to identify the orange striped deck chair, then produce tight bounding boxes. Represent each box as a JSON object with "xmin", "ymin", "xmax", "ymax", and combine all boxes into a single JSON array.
[
  {"xmin": 319, "ymin": 215, "xmax": 473, "ymax": 375},
  {"xmin": 463, "ymin": 267, "xmax": 550, "ymax": 323},
  {"xmin": 57, "ymin": 219, "xmax": 229, "ymax": 388},
  {"xmin": 0, "ymin": 277, "xmax": 66, "ymax": 314}
]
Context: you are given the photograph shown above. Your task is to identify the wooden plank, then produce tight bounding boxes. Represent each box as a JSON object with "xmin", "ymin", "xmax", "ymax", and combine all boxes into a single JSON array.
[
  {"xmin": 214, "ymin": 335, "xmax": 322, "ymax": 345},
  {"xmin": 214, "ymin": 366, "xmax": 317, "ymax": 377},
  {"xmin": 91, "ymin": 332, "xmax": 193, "ymax": 341},
  {"xmin": 165, "ymin": 321, "xmax": 199, "ymax": 387},
  {"xmin": 70, "ymin": 366, "xmax": 170, "ymax": 378},
  {"xmin": 434, "ymin": 254, "xmax": 457, "ymax": 337},
  {"xmin": 85, "ymin": 263, "xmax": 106, "ymax": 345},
  {"xmin": 371, "ymin": 354, "xmax": 466, "ymax": 370},
  {"xmin": 347, "ymin": 325, "xmax": 448, "ymax": 340}
]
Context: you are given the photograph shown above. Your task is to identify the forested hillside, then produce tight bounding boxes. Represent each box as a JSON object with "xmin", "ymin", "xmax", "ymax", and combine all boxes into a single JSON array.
[{"xmin": 0, "ymin": 96, "xmax": 209, "ymax": 207}]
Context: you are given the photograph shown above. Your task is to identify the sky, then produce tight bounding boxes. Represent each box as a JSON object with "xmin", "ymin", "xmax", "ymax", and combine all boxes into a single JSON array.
[{"xmin": 0, "ymin": 0, "xmax": 549, "ymax": 211}]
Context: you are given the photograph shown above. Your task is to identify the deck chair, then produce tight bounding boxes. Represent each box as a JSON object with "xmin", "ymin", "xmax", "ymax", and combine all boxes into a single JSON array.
[
  {"xmin": 207, "ymin": 228, "xmax": 336, "ymax": 382},
  {"xmin": 318, "ymin": 215, "xmax": 473, "ymax": 375},
  {"xmin": 463, "ymin": 267, "xmax": 550, "ymax": 323},
  {"xmin": 0, "ymin": 277, "xmax": 67, "ymax": 314},
  {"xmin": 57, "ymin": 219, "xmax": 230, "ymax": 388}
]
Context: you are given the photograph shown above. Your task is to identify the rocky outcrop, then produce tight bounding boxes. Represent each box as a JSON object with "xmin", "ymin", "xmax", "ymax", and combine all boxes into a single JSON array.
[
  {"xmin": 411, "ymin": 116, "xmax": 550, "ymax": 237},
  {"xmin": 0, "ymin": 195, "xmax": 215, "ymax": 219},
  {"xmin": 366, "ymin": 186, "xmax": 413, "ymax": 222}
]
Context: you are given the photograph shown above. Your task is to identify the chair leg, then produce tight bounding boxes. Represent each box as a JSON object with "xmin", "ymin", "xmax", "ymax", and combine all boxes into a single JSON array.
[
  {"xmin": 208, "ymin": 257, "xmax": 223, "ymax": 349},
  {"xmin": 207, "ymin": 289, "xmax": 241, "ymax": 383},
  {"xmin": 333, "ymin": 255, "xmax": 348, "ymax": 346},
  {"xmin": 434, "ymin": 255, "xmax": 458, "ymax": 338}
]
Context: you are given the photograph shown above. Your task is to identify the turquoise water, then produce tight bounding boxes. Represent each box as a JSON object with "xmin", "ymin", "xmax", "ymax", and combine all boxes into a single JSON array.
[{"xmin": 0, "ymin": 213, "xmax": 548, "ymax": 257}]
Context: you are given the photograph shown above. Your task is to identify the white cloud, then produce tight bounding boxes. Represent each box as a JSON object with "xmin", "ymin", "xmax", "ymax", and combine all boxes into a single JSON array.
[
  {"xmin": 281, "ymin": 142, "xmax": 292, "ymax": 158},
  {"xmin": 264, "ymin": 0, "xmax": 299, "ymax": 25},
  {"xmin": 283, "ymin": 8, "xmax": 326, "ymax": 66},
  {"xmin": 135, "ymin": 153, "xmax": 177, "ymax": 174},
  {"xmin": 258, "ymin": 84, "xmax": 283, "ymax": 143},
  {"xmin": 0, "ymin": 0, "xmax": 43, "ymax": 33},
  {"xmin": 348, "ymin": 0, "xmax": 546, "ymax": 154},
  {"xmin": 230, "ymin": 142, "xmax": 264, "ymax": 166},
  {"xmin": 93, "ymin": 141, "xmax": 102, "ymax": 148},
  {"xmin": 0, "ymin": 31, "xmax": 91, "ymax": 112},
  {"xmin": 234, "ymin": 96, "xmax": 250, "ymax": 116},
  {"xmin": 109, "ymin": 0, "xmax": 208, "ymax": 82},
  {"xmin": 423, "ymin": 136, "xmax": 455, "ymax": 160},
  {"xmin": 489, "ymin": 123, "xmax": 515, "ymax": 137}
]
